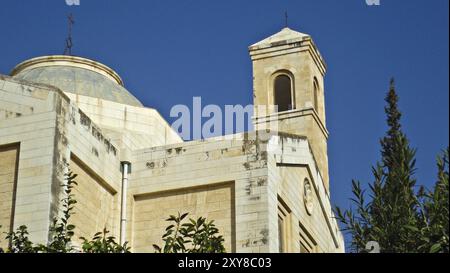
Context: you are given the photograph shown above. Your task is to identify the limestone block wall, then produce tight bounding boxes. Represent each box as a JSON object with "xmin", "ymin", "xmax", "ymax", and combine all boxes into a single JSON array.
[
  {"xmin": 254, "ymin": 110, "xmax": 330, "ymax": 192},
  {"xmin": 0, "ymin": 75, "xmax": 59, "ymax": 119},
  {"xmin": 69, "ymin": 155, "xmax": 116, "ymax": 243},
  {"xmin": 266, "ymin": 134, "xmax": 344, "ymax": 253},
  {"xmin": 132, "ymin": 182, "xmax": 234, "ymax": 252},
  {"xmin": 0, "ymin": 75, "xmax": 123, "ymax": 245},
  {"xmin": 127, "ymin": 131, "xmax": 343, "ymax": 253},
  {"xmin": 57, "ymin": 92, "xmax": 123, "ymax": 243},
  {"xmin": 1, "ymin": 73, "xmax": 344, "ymax": 252},
  {"xmin": 0, "ymin": 76, "xmax": 61, "ymax": 244},
  {"xmin": 278, "ymin": 111, "xmax": 329, "ymax": 191},
  {"xmin": 128, "ymin": 132, "xmax": 271, "ymax": 253},
  {"xmin": 65, "ymin": 93, "xmax": 182, "ymax": 151},
  {"xmin": 251, "ymin": 38, "xmax": 327, "ymax": 124},
  {"xmin": 251, "ymin": 38, "xmax": 330, "ymax": 192},
  {"xmin": 0, "ymin": 144, "xmax": 19, "ymax": 249}
]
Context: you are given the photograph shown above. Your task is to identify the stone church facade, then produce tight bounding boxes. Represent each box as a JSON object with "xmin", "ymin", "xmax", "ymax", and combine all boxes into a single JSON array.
[{"xmin": 0, "ymin": 27, "xmax": 344, "ymax": 252}]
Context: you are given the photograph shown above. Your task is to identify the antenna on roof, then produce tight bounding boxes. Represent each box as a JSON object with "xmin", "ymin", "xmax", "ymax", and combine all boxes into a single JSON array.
[
  {"xmin": 284, "ymin": 11, "xmax": 288, "ymax": 28},
  {"xmin": 64, "ymin": 13, "xmax": 75, "ymax": 55}
]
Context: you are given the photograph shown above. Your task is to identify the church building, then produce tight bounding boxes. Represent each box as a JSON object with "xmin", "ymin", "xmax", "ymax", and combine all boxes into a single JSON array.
[{"xmin": 0, "ymin": 27, "xmax": 345, "ymax": 252}]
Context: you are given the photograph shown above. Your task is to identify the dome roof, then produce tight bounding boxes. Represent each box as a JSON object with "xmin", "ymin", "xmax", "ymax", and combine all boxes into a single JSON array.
[{"xmin": 10, "ymin": 55, "xmax": 143, "ymax": 107}]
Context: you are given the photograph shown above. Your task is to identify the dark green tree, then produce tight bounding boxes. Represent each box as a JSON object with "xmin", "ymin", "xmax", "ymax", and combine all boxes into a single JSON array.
[
  {"xmin": 335, "ymin": 79, "xmax": 448, "ymax": 253},
  {"xmin": 416, "ymin": 149, "xmax": 449, "ymax": 252},
  {"xmin": 372, "ymin": 78, "xmax": 420, "ymax": 252}
]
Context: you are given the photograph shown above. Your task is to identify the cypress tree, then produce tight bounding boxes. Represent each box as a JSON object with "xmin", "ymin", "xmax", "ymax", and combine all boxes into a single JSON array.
[
  {"xmin": 372, "ymin": 78, "xmax": 419, "ymax": 252},
  {"xmin": 336, "ymin": 78, "xmax": 421, "ymax": 252}
]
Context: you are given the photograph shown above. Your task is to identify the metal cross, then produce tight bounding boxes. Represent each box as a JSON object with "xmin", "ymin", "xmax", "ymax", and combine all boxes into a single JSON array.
[
  {"xmin": 64, "ymin": 13, "xmax": 75, "ymax": 55},
  {"xmin": 285, "ymin": 11, "xmax": 288, "ymax": 28}
]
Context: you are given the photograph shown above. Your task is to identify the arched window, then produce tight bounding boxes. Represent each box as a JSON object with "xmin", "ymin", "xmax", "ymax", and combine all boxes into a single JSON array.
[
  {"xmin": 274, "ymin": 74, "xmax": 293, "ymax": 112},
  {"xmin": 313, "ymin": 78, "xmax": 319, "ymax": 112}
]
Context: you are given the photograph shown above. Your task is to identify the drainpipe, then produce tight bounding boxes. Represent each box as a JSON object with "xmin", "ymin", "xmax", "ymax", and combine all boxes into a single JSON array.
[{"xmin": 120, "ymin": 161, "xmax": 131, "ymax": 246}]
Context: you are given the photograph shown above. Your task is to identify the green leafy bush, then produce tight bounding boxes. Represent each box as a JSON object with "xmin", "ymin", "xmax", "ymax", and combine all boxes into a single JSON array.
[
  {"xmin": 1, "ymin": 171, "xmax": 225, "ymax": 254},
  {"xmin": 80, "ymin": 228, "xmax": 130, "ymax": 253},
  {"xmin": 41, "ymin": 171, "xmax": 78, "ymax": 253},
  {"xmin": 153, "ymin": 212, "xmax": 226, "ymax": 253},
  {"xmin": 5, "ymin": 225, "xmax": 36, "ymax": 253},
  {"xmin": 0, "ymin": 169, "xmax": 129, "ymax": 253}
]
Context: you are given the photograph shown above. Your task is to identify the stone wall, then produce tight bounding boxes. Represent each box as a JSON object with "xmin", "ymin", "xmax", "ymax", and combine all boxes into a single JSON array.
[
  {"xmin": 128, "ymin": 132, "xmax": 271, "ymax": 253},
  {"xmin": 64, "ymin": 93, "xmax": 182, "ymax": 151},
  {"xmin": 266, "ymin": 134, "xmax": 344, "ymax": 252},
  {"xmin": 0, "ymin": 76, "xmax": 60, "ymax": 244},
  {"xmin": 133, "ymin": 182, "xmax": 235, "ymax": 252},
  {"xmin": 0, "ymin": 72, "xmax": 344, "ymax": 253},
  {"xmin": 127, "ymin": 131, "xmax": 344, "ymax": 253},
  {"xmin": 0, "ymin": 144, "xmax": 19, "ymax": 248},
  {"xmin": 69, "ymin": 155, "xmax": 117, "ymax": 244},
  {"xmin": 0, "ymin": 75, "xmax": 123, "ymax": 245},
  {"xmin": 250, "ymin": 36, "xmax": 330, "ymax": 192}
]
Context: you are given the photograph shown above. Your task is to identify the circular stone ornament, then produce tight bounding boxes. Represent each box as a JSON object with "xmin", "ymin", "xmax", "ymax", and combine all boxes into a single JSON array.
[{"xmin": 304, "ymin": 179, "xmax": 314, "ymax": 215}]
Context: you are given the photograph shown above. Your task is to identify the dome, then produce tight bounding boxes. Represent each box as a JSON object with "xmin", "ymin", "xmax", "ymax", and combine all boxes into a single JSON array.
[{"xmin": 10, "ymin": 55, "xmax": 143, "ymax": 107}]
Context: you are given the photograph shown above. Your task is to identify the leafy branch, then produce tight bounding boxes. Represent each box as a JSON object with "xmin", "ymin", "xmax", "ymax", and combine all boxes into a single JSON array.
[{"xmin": 153, "ymin": 212, "xmax": 226, "ymax": 253}]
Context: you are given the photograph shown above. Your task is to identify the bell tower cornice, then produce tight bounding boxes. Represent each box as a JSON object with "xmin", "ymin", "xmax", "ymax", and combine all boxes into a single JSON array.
[{"xmin": 249, "ymin": 28, "xmax": 327, "ymax": 76}]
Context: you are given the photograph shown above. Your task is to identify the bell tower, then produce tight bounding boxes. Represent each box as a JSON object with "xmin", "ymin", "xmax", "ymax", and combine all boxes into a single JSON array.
[{"xmin": 249, "ymin": 27, "xmax": 331, "ymax": 191}]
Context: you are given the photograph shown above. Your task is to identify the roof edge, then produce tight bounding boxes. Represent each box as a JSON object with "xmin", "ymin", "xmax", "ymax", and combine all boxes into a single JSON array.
[{"xmin": 10, "ymin": 55, "xmax": 124, "ymax": 87}]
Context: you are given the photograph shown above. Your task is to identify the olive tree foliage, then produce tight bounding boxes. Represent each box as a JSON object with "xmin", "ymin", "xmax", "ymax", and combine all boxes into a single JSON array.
[{"xmin": 153, "ymin": 212, "xmax": 226, "ymax": 253}]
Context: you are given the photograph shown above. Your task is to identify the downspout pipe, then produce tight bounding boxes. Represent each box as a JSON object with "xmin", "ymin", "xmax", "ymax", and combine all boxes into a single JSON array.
[{"xmin": 120, "ymin": 161, "xmax": 131, "ymax": 247}]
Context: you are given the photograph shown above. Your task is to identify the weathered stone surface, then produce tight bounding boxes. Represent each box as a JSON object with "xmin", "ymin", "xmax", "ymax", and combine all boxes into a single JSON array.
[
  {"xmin": 0, "ymin": 27, "xmax": 344, "ymax": 252},
  {"xmin": 0, "ymin": 144, "xmax": 19, "ymax": 249}
]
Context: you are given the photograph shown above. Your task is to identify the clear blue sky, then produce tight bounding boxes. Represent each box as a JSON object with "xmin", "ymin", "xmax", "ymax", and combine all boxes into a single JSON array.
[{"xmin": 1, "ymin": 0, "xmax": 448, "ymax": 248}]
